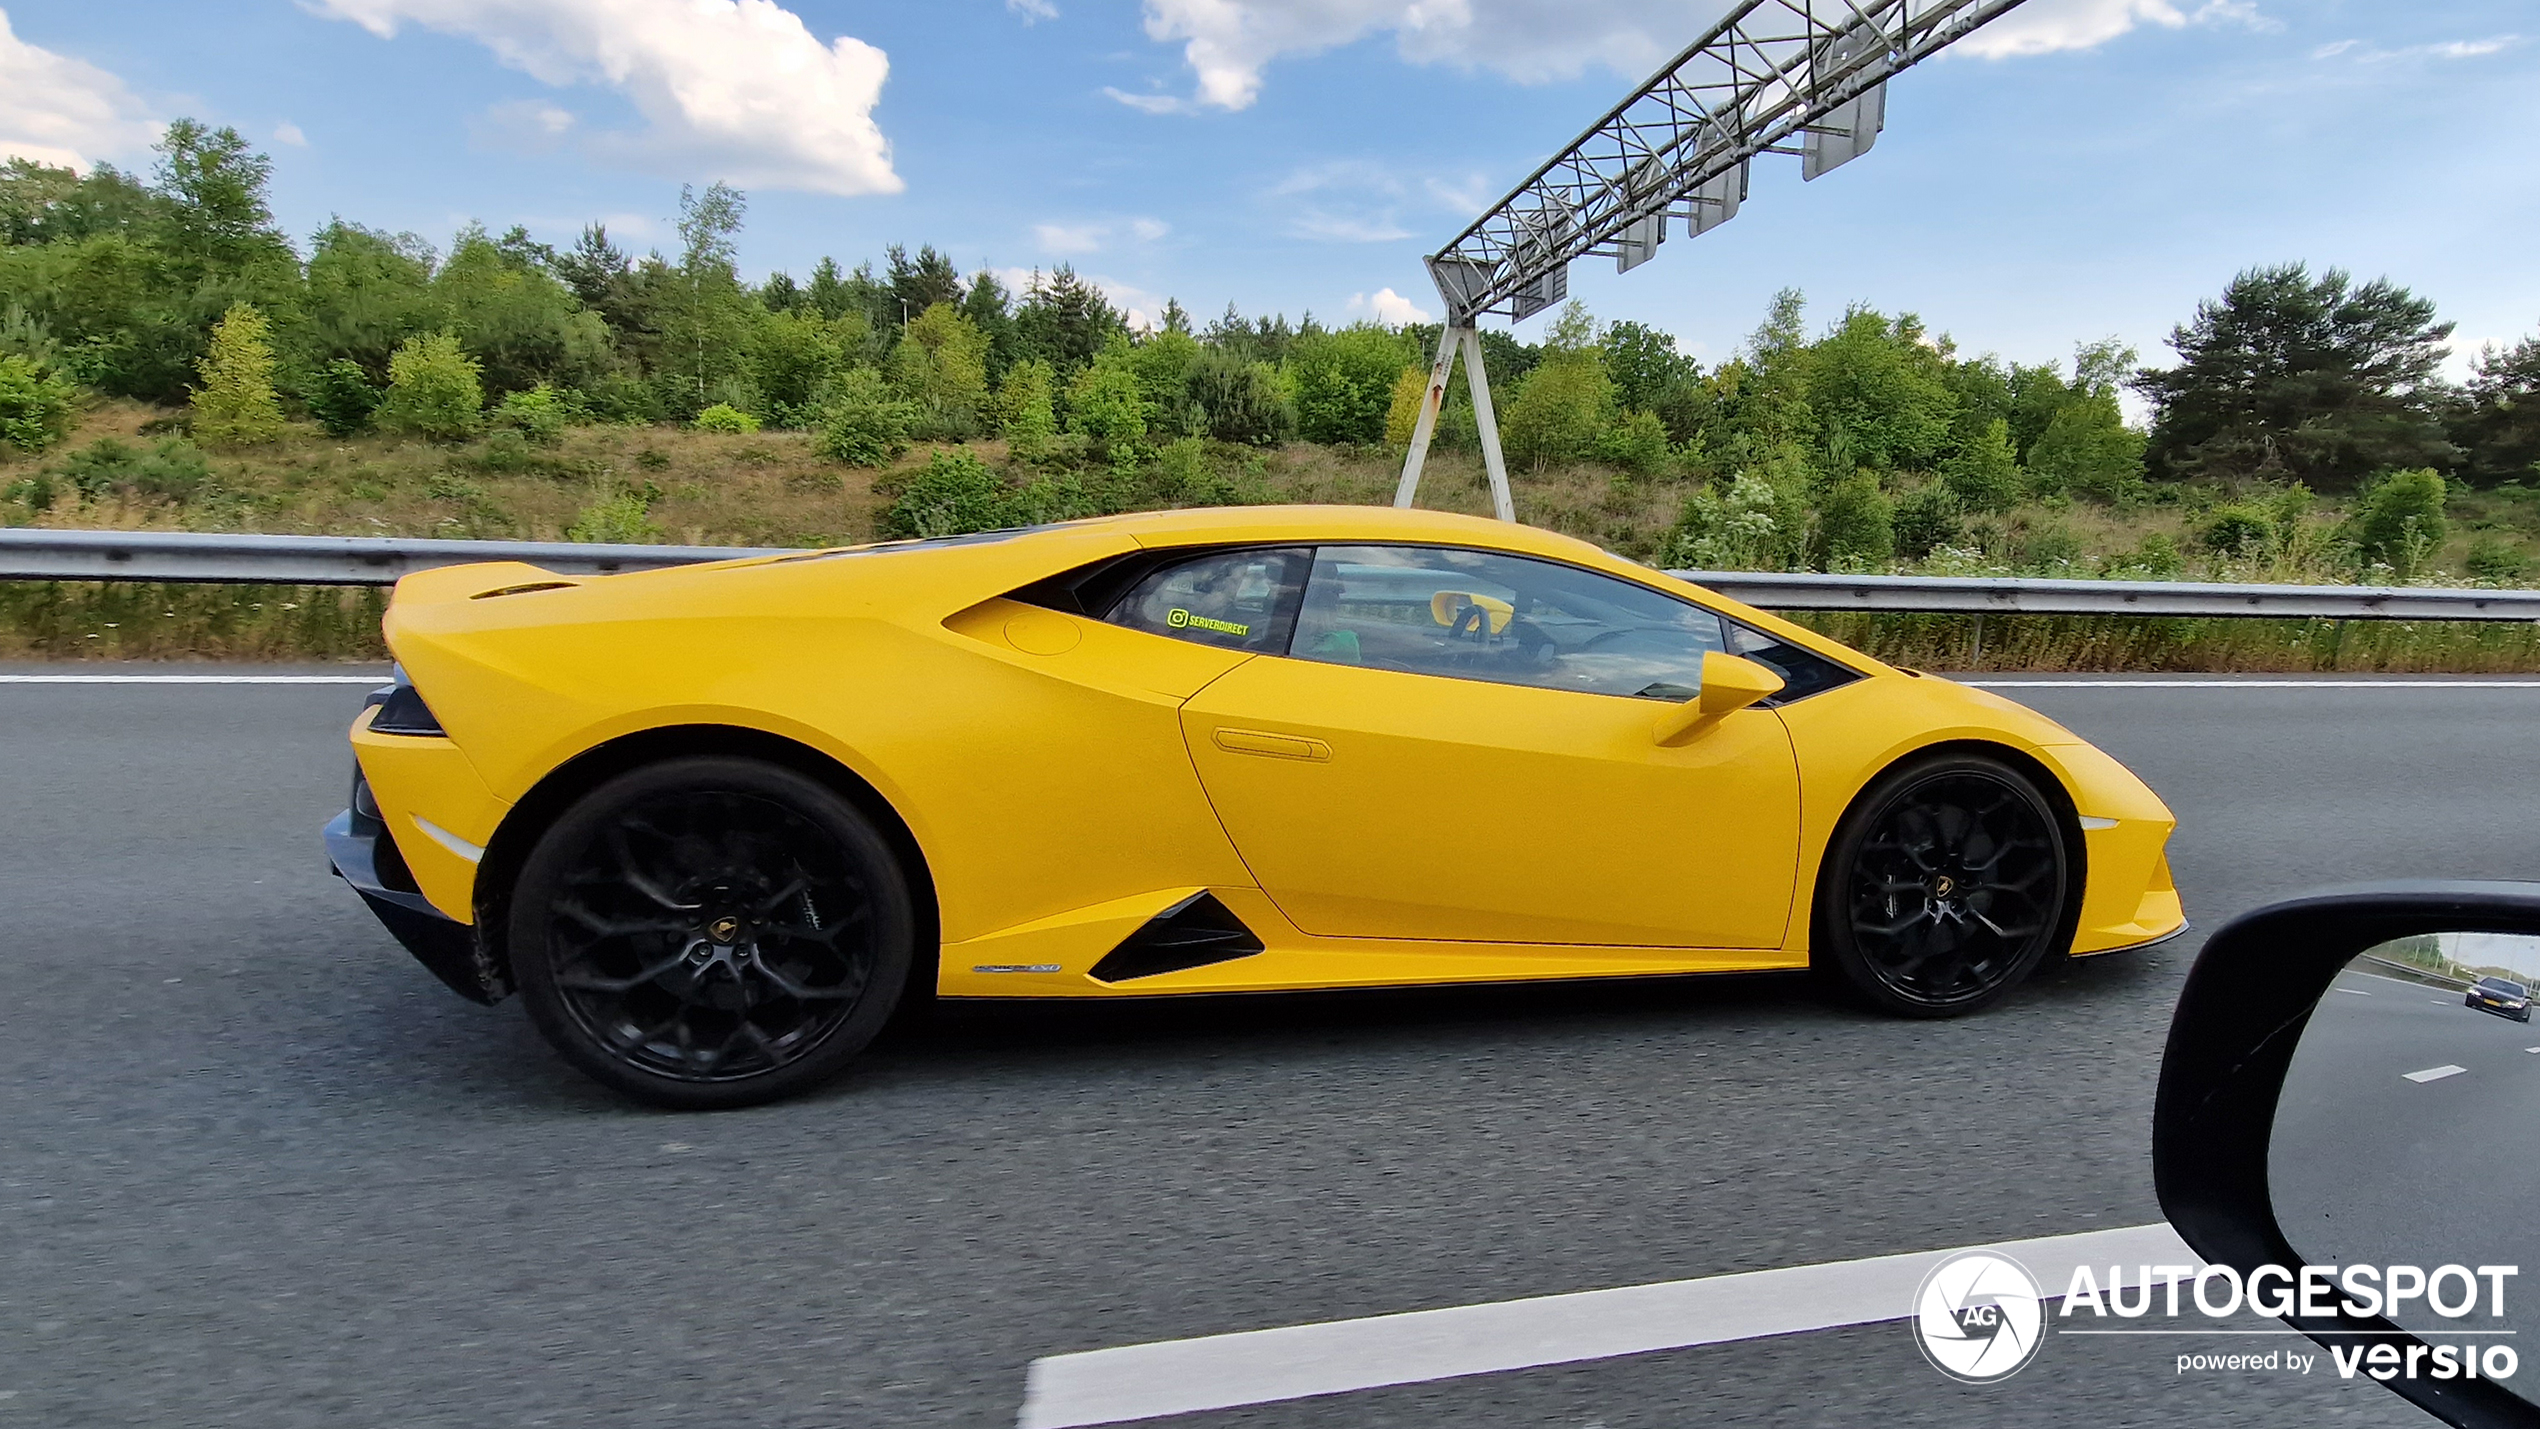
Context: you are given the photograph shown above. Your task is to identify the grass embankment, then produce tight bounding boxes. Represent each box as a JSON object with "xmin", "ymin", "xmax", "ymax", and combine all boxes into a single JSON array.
[{"xmin": 6, "ymin": 403, "xmax": 2539, "ymax": 669}]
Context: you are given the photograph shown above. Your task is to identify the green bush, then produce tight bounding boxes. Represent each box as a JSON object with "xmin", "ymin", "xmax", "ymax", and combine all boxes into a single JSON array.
[
  {"xmin": 2199, "ymin": 504, "xmax": 2274, "ymax": 558},
  {"xmin": 190, "ymin": 303, "xmax": 286, "ymax": 447},
  {"xmin": 1187, "ymin": 351, "xmax": 1291, "ymax": 446},
  {"xmin": 2018, "ymin": 520, "xmax": 2084, "ymax": 571},
  {"xmin": 304, "ymin": 359, "xmax": 382, "ymax": 437},
  {"xmin": 1941, "ymin": 417, "xmax": 2022, "ymax": 514},
  {"xmin": 2466, "ymin": 537, "xmax": 2528, "ymax": 584},
  {"xmin": 494, "ymin": 384, "xmax": 573, "ymax": 444},
  {"xmin": 54, "ymin": 436, "xmax": 210, "ymax": 503},
  {"xmin": 816, "ymin": 368, "xmax": 916, "ymax": 467},
  {"xmin": 0, "ymin": 353, "xmax": 76, "ymax": 453},
  {"xmin": 691, "ymin": 402, "xmax": 760, "ymax": 434},
  {"xmin": 1892, "ymin": 482, "xmax": 1962, "ymax": 560},
  {"xmin": 378, "ymin": 330, "xmax": 485, "ymax": 440},
  {"xmin": 1596, "ymin": 408, "xmax": 1673, "ymax": 480},
  {"xmin": 1814, "ymin": 470, "xmax": 1895, "ymax": 569},
  {"xmin": 565, "ymin": 489, "xmax": 659, "ymax": 544},
  {"xmin": 882, "ymin": 449, "xmax": 1013, "ymax": 538},
  {"xmin": 1502, "ymin": 355, "xmax": 1615, "ymax": 470},
  {"xmin": 2348, "ymin": 468, "xmax": 2448, "ymax": 577}
]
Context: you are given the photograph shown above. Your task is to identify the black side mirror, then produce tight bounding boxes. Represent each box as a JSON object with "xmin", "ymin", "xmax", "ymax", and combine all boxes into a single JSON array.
[{"xmin": 2156, "ymin": 882, "xmax": 2540, "ymax": 1429}]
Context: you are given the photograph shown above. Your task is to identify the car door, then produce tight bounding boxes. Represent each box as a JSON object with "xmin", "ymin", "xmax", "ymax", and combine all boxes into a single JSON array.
[{"xmin": 1179, "ymin": 544, "xmax": 1800, "ymax": 950}]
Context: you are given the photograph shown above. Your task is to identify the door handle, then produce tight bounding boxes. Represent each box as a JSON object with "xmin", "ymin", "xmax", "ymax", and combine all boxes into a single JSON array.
[{"xmin": 1212, "ymin": 727, "xmax": 1332, "ymax": 762}]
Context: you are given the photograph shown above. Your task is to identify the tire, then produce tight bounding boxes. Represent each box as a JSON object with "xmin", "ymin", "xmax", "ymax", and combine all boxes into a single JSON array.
[
  {"xmin": 509, "ymin": 756, "xmax": 915, "ymax": 1110},
  {"xmin": 1814, "ymin": 752, "xmax": 2073, "ymax": 1018}
]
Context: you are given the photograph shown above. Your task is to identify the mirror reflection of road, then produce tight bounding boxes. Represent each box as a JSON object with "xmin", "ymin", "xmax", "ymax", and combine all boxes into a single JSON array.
[{"xmin": 2274, "ymin": 965, "xmax": 2538, "ymax": 1345}]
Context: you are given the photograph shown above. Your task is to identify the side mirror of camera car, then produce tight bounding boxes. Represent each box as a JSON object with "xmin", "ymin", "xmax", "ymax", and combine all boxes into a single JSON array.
[{"xmin": 2154, "ymin": 882, "xmax": 2540, "ymax": 1429}]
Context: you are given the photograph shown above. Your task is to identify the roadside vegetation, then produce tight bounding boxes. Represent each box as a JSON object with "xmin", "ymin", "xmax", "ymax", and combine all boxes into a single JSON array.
[{"xmin": 3, "ymin": 122, "xmax": 2537, "ymax": 667}]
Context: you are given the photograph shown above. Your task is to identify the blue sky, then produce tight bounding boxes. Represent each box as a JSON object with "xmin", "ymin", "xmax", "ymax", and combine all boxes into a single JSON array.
[{"xmin": 2, "ymin": 0, "xmax": 2533, "ymax": 388}]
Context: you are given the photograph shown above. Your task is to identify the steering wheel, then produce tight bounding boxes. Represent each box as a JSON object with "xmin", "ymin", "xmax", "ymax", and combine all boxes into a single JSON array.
[{"xmin": 1446, "ymin": 604, "xmax": 1490, "ymax": 642}]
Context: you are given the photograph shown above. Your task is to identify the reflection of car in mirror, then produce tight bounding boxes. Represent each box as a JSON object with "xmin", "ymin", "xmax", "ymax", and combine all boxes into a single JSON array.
[
  {"xmin": 2467, "ymin": 975, "xmax": 2533, "ymax": 1022},
  {"xmin": 326, "ymin": 505, "xmax": 2186, "ymax": 1108}
]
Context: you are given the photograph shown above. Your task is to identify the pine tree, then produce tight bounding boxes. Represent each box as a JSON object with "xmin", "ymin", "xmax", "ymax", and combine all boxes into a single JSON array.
[{"xmin": 190, "ymin": 302, "xmax": 285, "ymax": 445}]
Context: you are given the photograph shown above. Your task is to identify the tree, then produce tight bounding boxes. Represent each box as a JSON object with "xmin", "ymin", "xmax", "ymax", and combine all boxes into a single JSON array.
[
  {"xmin": 961, "ymin": 268, "xmax": 1018, "ymax": 380},
  {"xmin": 2457, "ymin": 333, "xmax": 2540, "ymax": 485},
  {"xmin": 434, "ymin": 225, "xmax": 612, "ymax": 396},
  {"xmin": 2135, "ymin": 263, "xmax": 2458, "ymax": 486},
  {"xmin": 886, "ymin": 243, "xmax": 963, "ymax": 322},
  {"xmin": 191, "ymin": 302, "xmax": 286, "ymax": 444},
  {"xmin": 748, "ymin": 308, "xmax": 848, "ymax": 426},
  {"xmin": 654, "ymin": 182, "xmax": 755, "ymax": 417},
  {"xmin": 995, "ymin": 358, "xmax": 1057, "ymax": 458},
  {"xmin": 1814, "ymin": 470, "xmax": 1895, "ymax": 569},
  {"xmin": 1288, "ymin": 324, "xmax": 1411, "ymax": 444},
  {"xmin": 1500, "ymin": 306, "xmax": 1614, "ymax": 469},
  {"xmin": 1941, "ymin": 417, "xmax": 2021, "ymax": 513},
  {"xmin": 1188, "ymin": 350, "xmax": 1291, "ymax": 445},
  {"xmin": 1067, "ymin": 333, "xmax": 1147, "ymax": 464},
  {"xmin": 303, "ymin": 358, "xmax": 381, "ymax": 436},
  {"xmin": 1130, "ymin": 326, "xmax": 1200, "ymax": 435},
  {"xmin": 1014, "ymin": 266, "xmax": 1123, "ymax": 377},
  {"xmin": 1602, "ymin": 319, "xmax": 1697, "ymax": 417},
  {"xmin": 2026, "ymin": 391, "xmax": 2146, "ymax": 500},
  {"xmin": 302, "ymin": 221, "xmax": 441, "ymax": 378},
  {"xmin": 0, "ymin": 353, "xmax": 75, "ymax": 452},
  {"xmin": 1808, "ymin": 307, "xmax": 1956, "ymax": 474},
  {"xmin": 377, "ymin": 329, "xmax": 484, "ymax": 439},
  {"xmin": 890, "ymin": 301, "xmax": 990, "ymax": 434}
]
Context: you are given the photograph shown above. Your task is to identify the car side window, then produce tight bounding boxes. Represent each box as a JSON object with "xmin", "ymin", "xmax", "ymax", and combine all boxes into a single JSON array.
[
  {"xmin": 1104, "ymin": 547, "xmax": 1310, "ymax": 653},
  {"xmin": 1288, "ymin": 545, "xmax": 1726, "ymax": 700}
]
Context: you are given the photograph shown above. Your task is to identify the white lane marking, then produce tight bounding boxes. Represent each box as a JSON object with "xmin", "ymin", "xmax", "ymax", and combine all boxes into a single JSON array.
[
  {"xmin": 2525, "ymin": 1047, "xmax": 2540, "ymax": 1054},
  {"xmin": 1968, "ymin": 679, "xmax": 2540, "ymax": 689},
  {"xmin": 2334, "ymin": 987, "xmax": 2372, "ymax": 996},
  {"xmin": 410, "ymin": 816, "xmax": 485, "ymax": 865},
  {"xmin": 1014, "ymin": 1222, "xmax": 2192, "ymax": 1429},
  {"xmin": 0, "ymin": 674, "xmax": 384, "ymax": 684},
  {"xmin": 2405, "ymin": 1065, "xmax": 2469, "ymax": 1083}
]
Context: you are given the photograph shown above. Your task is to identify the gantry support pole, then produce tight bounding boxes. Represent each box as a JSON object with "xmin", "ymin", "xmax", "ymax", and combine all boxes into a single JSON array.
[{"xmin": 1394, "ymin": 322, "xmax": 1514, "ymax": 522}]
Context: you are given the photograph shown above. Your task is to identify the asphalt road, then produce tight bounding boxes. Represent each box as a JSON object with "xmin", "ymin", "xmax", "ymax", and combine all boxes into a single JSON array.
[
  {"xmin": 10, "ymin": 672, "xmax": 2540, "ymax": 1428},
  {"xmin": 2275, "ymin": 965, "xmax": 2540, "ymax": 1341}
]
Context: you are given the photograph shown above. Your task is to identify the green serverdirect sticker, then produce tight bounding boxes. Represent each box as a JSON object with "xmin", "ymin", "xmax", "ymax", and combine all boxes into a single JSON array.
[{"xmin": 1167, "ymin": 608, "xmax": 1250, "ymax": 636}]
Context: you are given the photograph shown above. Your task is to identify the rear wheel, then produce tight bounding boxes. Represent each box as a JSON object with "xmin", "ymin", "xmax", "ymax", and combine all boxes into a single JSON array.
[
  {"xmin": 1816, "ymin": 753, "xmax": 2072, "ymax": 1017},
  {"xmin": 510, "ymin": 757, "xmax": 913, "ymax": 1109}
]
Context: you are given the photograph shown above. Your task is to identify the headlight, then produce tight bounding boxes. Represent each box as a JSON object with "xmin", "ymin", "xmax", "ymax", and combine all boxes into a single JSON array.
[{"xmin": 365, "ymin": 667, "xmax": 447, "ymax": 737}]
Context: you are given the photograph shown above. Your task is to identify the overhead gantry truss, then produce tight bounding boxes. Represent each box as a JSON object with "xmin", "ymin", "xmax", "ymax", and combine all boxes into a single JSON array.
[{"xmin": 1396, "ymin": 0, "xmax": 2034, "ymax": 519}]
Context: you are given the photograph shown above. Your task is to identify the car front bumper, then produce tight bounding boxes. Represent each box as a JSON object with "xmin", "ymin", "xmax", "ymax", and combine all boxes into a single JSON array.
[{"xmin": 324, "ymin": 792, "xmax": 510, "ymax": 1006}]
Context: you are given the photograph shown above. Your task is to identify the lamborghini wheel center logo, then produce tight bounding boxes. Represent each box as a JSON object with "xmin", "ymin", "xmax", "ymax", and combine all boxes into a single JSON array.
[{"xmin": 1913, "ymin": 1251, "xmax": 2045, "ymax": 1383}]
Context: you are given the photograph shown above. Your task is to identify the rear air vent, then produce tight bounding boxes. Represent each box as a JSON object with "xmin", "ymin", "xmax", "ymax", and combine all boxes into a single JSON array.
[{"xmin": 1088, "ymin": 893, "xmax": 1265, "ymax": 983}]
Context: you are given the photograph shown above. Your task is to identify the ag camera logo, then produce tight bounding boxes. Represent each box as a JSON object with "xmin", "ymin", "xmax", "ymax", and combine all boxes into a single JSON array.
[{"xmin": 1913, "ymin": 1251, "xmax": 2046, "ymax": 1383}]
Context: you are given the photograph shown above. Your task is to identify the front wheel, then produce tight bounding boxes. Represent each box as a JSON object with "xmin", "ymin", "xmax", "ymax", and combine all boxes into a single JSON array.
[
  {"xmin": 510, "ymin": 757, "xmax": 914, "ymax": 1109},
  {"xmin": 1815, "ymin": 753, "xmax": 2073, "ymax": 1018}
]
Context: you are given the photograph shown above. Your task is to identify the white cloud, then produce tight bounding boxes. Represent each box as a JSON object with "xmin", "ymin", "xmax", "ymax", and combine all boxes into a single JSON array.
[
  {"xmin": 309, "ymin": 0, "xmax": 900, "ymax": 195},
  {"xmin": 1130, "ymin": 0, "xmax": 1730, "ymax": 112},
  {"xmin": 1031, "ymin": 216, "xmax": 1168, "ymax": 256},
  {"xmin": 1956, "ymin": 0, "xmax": 2275, "ymax": 60},
  {"xmin": 471, "ymin": 97, "xmax": 577, "ymax": 152},
  {"xmin": 1033, "ymin": 221, "xmax": 1104, "ymax": 254},
  {"xmin": 2307, "ymin": 32, "xmax": 2521, "ymax": 65},
  {"xmin": 1102, "ymin": 85, "xmax": 1191, "ymax": 114},
  {"xmin": 1008, "ymin": 0, "xmax": 1058, "ymax": 21},
  {"xmin": 274, "ymin": 121, "xmax": 310, "ymax": 148},
  {"xmin": 1347, "ymin": 286, "xmax": 1431, "ymax": 326},
  {"xmin": 0, "ymin": 8, "xmax": 160, "ymax": 170}
]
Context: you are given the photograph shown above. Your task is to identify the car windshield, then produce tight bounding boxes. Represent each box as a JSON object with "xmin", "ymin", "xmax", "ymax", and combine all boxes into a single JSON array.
[{"xmin": 2476, "ymin": 977, "xmax": 2527, "ymax": 995}]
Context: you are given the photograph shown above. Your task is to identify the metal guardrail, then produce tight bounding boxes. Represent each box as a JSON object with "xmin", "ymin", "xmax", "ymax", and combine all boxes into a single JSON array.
[
  {"xmin": 0, "ymin": 529, "xmax": 774, "ymax": 585},
  {"xmin": 3, "ymin": 527, "xmax": 2538, "ymax": 621}
]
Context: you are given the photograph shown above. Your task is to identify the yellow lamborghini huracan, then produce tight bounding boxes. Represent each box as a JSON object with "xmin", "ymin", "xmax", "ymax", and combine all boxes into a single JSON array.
[{"xmin": 327, "ymin": 505, "xmax": 2183, "ymax": 1108}]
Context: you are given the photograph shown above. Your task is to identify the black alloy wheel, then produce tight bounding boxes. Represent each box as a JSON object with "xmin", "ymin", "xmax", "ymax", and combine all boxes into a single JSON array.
[
  {"xmin": 511, "ymin": 757, "xmax": 914, "ymax": 1109},
  {"xmin": 1817, "ymin": 753, "xmax": 2072, "ymax": 1017}
]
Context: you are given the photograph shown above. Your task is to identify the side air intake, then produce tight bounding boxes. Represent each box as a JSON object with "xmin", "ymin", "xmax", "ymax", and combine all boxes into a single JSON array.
[{"xmin": 1089, "ymin": 893, "xmax": 1265, "ymax": 983}]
